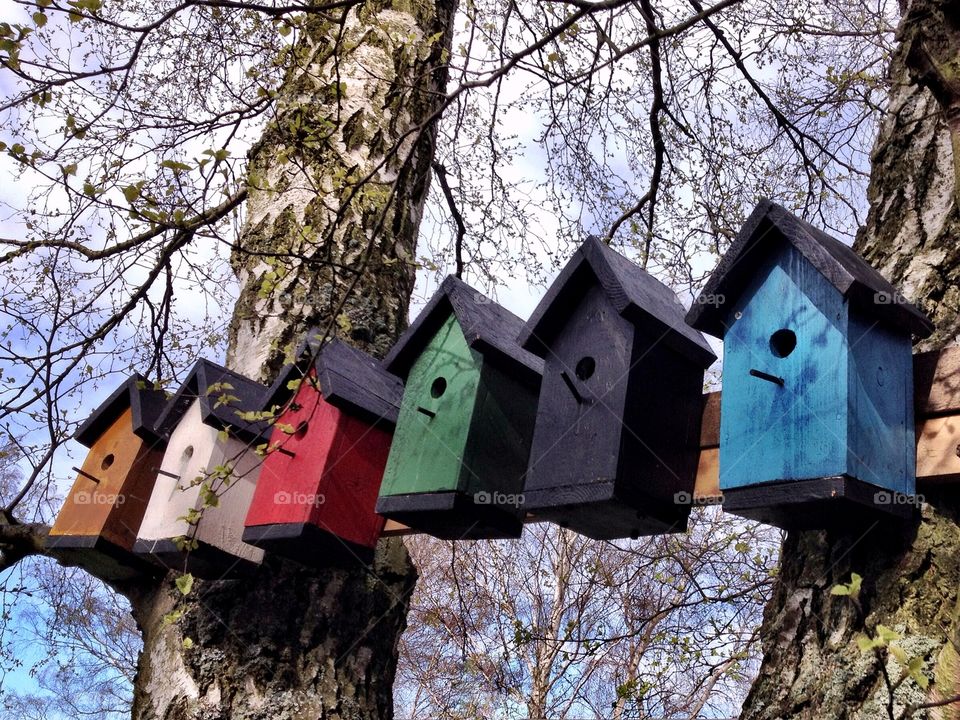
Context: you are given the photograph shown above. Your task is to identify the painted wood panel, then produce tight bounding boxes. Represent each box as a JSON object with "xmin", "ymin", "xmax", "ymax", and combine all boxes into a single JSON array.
[
  {"xmin": 50, "ymin": 408, "xmax": 163, "ymax": 550},
  {"xmin": 379, "ymin": 313, "xmax": 479, "ymax": 497},
  {"xmin": 136, "ymin": 398, "xmax": 264, "ymax": 570},
  {"xmin": 847, "ymin": 314, "xmax": 915, "ymax": 495},
  {"xmin": 720, "ymin": 245, "xmax": 849, "ymax": 490},
  {"xmin": 525, "ymin": 284, "xmax": 633, "ymax": 494}
]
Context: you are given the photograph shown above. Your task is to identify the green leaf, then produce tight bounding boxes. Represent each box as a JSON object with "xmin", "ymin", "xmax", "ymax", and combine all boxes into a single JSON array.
[
  {"xmin": 175, "ymin": 573, "xmax": 194, "ymax": 596},
  {"xmin": 830, "ymin": 584, "xmax": 850, "ymax": 596},
  {"xmin": 122, "ymin": 184, "xmax": 140, "ymax": 202},
  {"xmin": 876, "ymin": 625, "xmax": 900, "ymax": 644},
  {"xmin": 82, "ymin": 181, "xmax": 97, "ymax": 197},
  {"xmin": 182, "ymin": 637, "xmax": 194, "ymax": 649},
  {"xmin": 32, "ymin": 12, "xmax": 47, "ymax": 27},
  {"xmin": 163, "ymin": 609, "xmax": 184, "ymax": 625},
  {"xmin": 161, "ymin": 159, "xmax": 192, "ymax": 173},
  {"xmin": 200, "ymin": 483, "xmax": 220, "ymax": 508}
]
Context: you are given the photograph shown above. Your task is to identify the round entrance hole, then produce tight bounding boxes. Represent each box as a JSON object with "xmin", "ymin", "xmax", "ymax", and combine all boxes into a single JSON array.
[{"xmin": 769, "ymin": 329, "xmax": 797, "ymax": 358}]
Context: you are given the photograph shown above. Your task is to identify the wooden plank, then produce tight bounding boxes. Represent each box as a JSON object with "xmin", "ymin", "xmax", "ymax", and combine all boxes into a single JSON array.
[
  {"xmin": 916, "ymin": 415, "xmax": 960, "ymax": 483},
  {"xmin": 914, "ymin": 346, "xmax": 960, "ymax": 416},
  {"xmin": 694, "ymin": 447, "xmax": 720, "ymax": 500},
  {"xmin": 700, "ymin": 392, "xmax": 721, "ymax": 448}
]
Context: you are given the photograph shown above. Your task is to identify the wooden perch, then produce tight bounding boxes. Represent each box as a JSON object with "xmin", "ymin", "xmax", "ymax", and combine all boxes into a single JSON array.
[{"xmin": 383, "ymin": 346, "xmax": 960, "ymax": 537}]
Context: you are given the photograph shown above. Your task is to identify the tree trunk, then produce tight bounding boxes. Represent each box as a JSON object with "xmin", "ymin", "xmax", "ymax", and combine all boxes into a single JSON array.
[
  {"xmin": 128, "ymin": 2, "xmax": 457, "ymax": 718},
  {"xmin": 740, "ymin": 3, "xmax": 960, "ymax": 719}
]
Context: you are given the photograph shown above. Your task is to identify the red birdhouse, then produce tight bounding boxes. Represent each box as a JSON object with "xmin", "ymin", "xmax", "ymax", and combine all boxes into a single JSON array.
[{"xmin": 243, "ymin": 338, "xmax": 401, "ymax": 566}]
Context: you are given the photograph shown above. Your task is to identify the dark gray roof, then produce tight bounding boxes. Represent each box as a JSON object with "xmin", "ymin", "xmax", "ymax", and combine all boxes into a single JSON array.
[
  {"xmin": 153, "ymin": 359, "xmax": 270, "ymax": 444},
  {"xmin": 383, "ymin": 275, "xmax": 543, "ymax": 387},
  {"xmin": 74, "ymin": 373, "xmax": 168, "ymax": 447},
  {"xmin": 686, "ymin": 200, "xmax": 934, "ymax": 339},
  {"xmin": 518, "ymin": 235, "xmax": 716, "ymax": 367},
  {"xmin": 262, "ymin": 337, "xmax": 402, "ymax": 426}
]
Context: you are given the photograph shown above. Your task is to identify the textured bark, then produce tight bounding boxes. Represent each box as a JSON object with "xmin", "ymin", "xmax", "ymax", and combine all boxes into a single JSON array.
[
  {"xmin": 740, "ymin": 3, "xmax": 960, "ymax": 719},
  {"xmin": 128, "ymin": 1, "xmax": 458, "ymax": 718},
  {"xmin": 227, "ymin": 0, "xmax": 458, "ymax": 380}
]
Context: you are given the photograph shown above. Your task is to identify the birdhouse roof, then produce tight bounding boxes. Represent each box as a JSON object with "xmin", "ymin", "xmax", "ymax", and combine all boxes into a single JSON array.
[
  {"xmin": 153, "ymin": 359, "xmax": 270, "ymax": 444},
  {"xmin": 686, "ymin": 200, "xmax": 934, "ymax": 339},
  {"xmin": 383, "ymin": 275, "xmax": 544, "ymax": 386},
  {"xmin": 518, "ymin": 236, "xmax": 716, "ymax": 368},
  {"xmin": 74, "ymin": 373, "xmax": 169, "ymax": 448},
  {"xmin": 263, "ymin": 337, "xmax": 403, "ymax": 426}
]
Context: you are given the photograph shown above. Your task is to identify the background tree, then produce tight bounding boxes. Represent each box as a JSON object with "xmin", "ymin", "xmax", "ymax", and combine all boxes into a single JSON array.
[
  {"xmin": 741, "ymin": 1, "xmax": 960, "ymax": 718},
  {"xmin": 0, "ymin": 0, "xmax": 944, "ymax": 717}
]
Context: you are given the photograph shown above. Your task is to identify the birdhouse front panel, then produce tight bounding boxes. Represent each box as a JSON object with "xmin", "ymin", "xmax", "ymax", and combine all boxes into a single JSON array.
[
  {"xmin": 379, "ymin": 313, "xmax": 479, "ymax": 498},
  {"xmin": 135, "ymin": 397, "xmax": 264, "ymax": 573},
  {"xmin": 719, "ymin": 244, "xmax": 851, "ymax": 490},
  {"xmin": 51, "ymin": 407, "xmax": 162, "ymax": 546},
  {"xmin": 525, "ymin": 283, "xmax": 632, "ymax": 501},
  {"xmin": 243, "ymin": 372, "xmax": 391, "ymax": 560}
]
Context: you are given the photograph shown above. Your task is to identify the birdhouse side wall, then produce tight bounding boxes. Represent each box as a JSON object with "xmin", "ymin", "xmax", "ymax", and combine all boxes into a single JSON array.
[
  {"xmin": 245, "ymin": 379, "xmax": 336, "ymax": 529},
  {"xmin": 310, "ymin": 410, "xmax": 391, "ymax": 549},
  {"xmin": 846, "ymin": 312, "xmax": 916, "ymax": 495},
  {"xmin": 379, "ymin": 313, "xmax": 480, "ymax": 497},
  {"xmin": 194, "ymin": 432, "xmax": 265, "ymax": 564},
  {"xmin": 524, "ymin": 284, "xmax": 632, "ymax": 492},
  {"xmin": 459, "ymin": 361, "xmax": 539, "ymax": 505},
  {"xmin": 619, "ymin": 336, "xmax": 704, "ymax": 505},
  {"xmin": 720, "ymin": 245, "xmax": 850, "ymax": 490}
]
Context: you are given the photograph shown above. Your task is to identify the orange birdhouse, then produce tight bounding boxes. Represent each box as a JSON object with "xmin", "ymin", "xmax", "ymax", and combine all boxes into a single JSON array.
[{"xmin": 48, "ymin": 374, "xmax": 169, "ymax": 580}]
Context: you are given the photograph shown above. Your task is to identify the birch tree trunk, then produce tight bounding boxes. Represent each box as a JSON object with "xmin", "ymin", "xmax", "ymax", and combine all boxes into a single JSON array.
[
  {"xmin": 127, "ymin": 2, "xmax": 458, "ymax": 717},
  {"xmin": 740, "ymin": 2, "xmax": 960, "ymax": 718}
]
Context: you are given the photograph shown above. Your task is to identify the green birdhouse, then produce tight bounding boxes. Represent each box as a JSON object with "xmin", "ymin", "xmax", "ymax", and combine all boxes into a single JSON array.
[{"xmin": 376, "ymin": 276, "xmax": 543, "ymax": 539}]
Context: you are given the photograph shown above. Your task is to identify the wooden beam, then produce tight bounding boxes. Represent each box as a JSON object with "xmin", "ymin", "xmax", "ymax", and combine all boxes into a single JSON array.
[{"xmin": 383, "ymin": 347, "xmax": 960, "ymax": 536}]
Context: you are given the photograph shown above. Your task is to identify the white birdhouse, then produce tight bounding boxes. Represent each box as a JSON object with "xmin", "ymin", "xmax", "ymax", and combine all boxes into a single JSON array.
[{"xmin": 133, "ymin": 359, "xmax": 269, "ymax": 577}]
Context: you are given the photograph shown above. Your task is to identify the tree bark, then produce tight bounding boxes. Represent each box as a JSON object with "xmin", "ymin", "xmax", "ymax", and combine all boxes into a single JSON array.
[
  {"xmin": 127, "ymin": 2, "xmax": 458, "ymax": 718},
  {"xmin": 740, "ymin": 3, "xmax": 960, "ymax": 719}
]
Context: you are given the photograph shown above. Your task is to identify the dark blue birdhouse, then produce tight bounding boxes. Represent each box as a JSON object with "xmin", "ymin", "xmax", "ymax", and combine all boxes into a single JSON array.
[
  {"xmin": 518, "ymin": 236, "xmax": 716, "ymax": 539},
  {"xmin": 686, "ymin": 200, "xmax": 934, "ymax": 528}
]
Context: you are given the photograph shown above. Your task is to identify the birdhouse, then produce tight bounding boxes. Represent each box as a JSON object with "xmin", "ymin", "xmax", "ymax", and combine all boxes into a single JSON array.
[
  {"xmin": 376, "ymin": 276, "xmax": 543, "ymax": 539},
  {"xmin": 242, "ymin": 337, "xmax": 401, "ymax": 566},
  {"xmin": 686, "ymin": 200, "xmax": 934, "ymax": 528},
  {"xmin": 48, "ymin": 374, "xmax": 168, "ymax": 580},
  {"xmin": 133, "ymin": 359, "xmax": 270, "ymax": 577},
  {"xmin": 517, "ymin": 236, "xmax": 716, "ymax": 539}
]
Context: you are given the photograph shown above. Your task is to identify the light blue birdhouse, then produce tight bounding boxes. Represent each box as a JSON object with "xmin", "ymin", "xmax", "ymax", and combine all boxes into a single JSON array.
[{"xmin": 686, "ymin": 200, "xmax": 933, "ymax": 528}]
